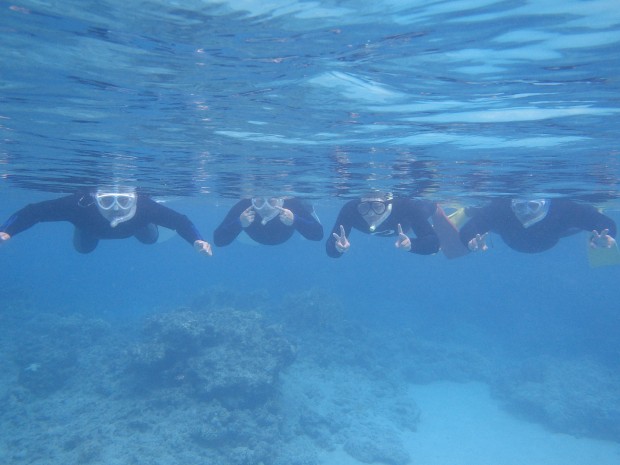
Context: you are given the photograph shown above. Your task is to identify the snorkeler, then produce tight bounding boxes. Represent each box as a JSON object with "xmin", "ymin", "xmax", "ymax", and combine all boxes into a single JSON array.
[
  {"xmin": 212, "ymin": 197, "xmax": 324, "ymax": 246},
  {"xmin": 0, "ymin": 187, "xmax": 212, "ymax": 255},
  {"xmin": 458, "ymin": 198, "xmax": 616, "ymax": 255},
  {"xmin": 326, "ymin": 194, "xmax": 440, "ymax": 258}
]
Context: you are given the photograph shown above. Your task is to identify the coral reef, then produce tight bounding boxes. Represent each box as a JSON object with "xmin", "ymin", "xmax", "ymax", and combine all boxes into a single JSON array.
[
  {"xmin": 129, "ymin": 307, "xmax": 296, "ymax": 407},
  {"xmin": 276, "ymin": 288, "xmax": 346, "ymax": 334},
  {"xmin": 3, "ymin": 287, "xmax": 618, "ymax": 465},
  {"xmin": 7, "ymin": 312, "xmax": 112, "ymax": 395},
  {"xmin": 0, "ymin": 302, "xmax": 301, "ymax": 465}
]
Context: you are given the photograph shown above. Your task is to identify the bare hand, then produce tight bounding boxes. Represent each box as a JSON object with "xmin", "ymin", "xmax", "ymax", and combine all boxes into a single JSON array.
[
  {"xmin": 590, "ymin": 229, "xmax": 616, "ymax": 249},
  {"xmin": 240, "ymin": 206, "xmax": 255, "ymax": 228},
  {"xmin": 395, "ymin": 223, "xmax": 411, "ymax": 252},
  {"xmin": 276, "ymin": 206, "xmax": 294, "ymax": 226},
  {"xmin": 468, "ymin": 233, "xmax": 489, "ymax": 252},
  {"xmin": 0, "ymin": 232, "xmax": 10, "ymax": 242},
  {"xmin": 332, "ymin": 225, "xmax": 350, "ymax": 253},
  {"xmin": 194, "ymin": 240, "xmax": 213, "ymax": 256}
]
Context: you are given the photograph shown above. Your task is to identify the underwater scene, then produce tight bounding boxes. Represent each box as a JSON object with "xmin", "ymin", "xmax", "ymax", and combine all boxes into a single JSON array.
[{"xmin": 1, "ymin": 1, "xmax": 620, "ymax": 464}]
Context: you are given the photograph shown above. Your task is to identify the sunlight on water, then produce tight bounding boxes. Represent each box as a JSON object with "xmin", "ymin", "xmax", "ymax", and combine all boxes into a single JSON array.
[
  {"xmin": 404, "ymin": 107, "xmax": 619, "ymax": 123},
  {"xmin": 1, "ymin": 0, "xmax": 619, "ymax": 199},
  {"xmin": 308, "ymin": 71, "xmax": 407, "ymax": 103}
]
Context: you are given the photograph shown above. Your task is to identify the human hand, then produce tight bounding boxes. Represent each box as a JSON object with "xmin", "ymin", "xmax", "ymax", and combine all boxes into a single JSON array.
[
  {"xmin": 332, "ymin": 225, "xmax": 350, "ymax": 253},
  {"xmin": 589, "ymin": 229, "xmax": 616, "ymax": 249},
  {"xmin": 0, "ymin": 232, "xmax": 10, "ymax": 243},
  {"xmin": 468, "ymin": 233, "xmax": 489, "ymax": 252},
  {"xmin": 194, "ymin": 240, "xmax": 213, "ymax": 256},
  {"xmin": 240, "ymin": 206, "xmax": 256, "ymax": 228},
  {"xmin": 276, "ymin": 206, "xmax": 294, "ymax": 226},
  {"xmin": 395, "ymin": 223, "xmax": 411, "ymax": 252}
]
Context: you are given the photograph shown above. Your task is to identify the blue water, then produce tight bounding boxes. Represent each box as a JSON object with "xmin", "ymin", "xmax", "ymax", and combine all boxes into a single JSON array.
[
  {"xmin": 2, "ymin": 0, "xmax": 620, "ymax": 199},
  {"xmin": 1, "ymin": 1, "xmax": 620, "ymax": 464}
]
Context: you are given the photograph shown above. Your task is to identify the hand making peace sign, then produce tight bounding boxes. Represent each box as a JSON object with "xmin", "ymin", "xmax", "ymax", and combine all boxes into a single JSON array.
[
  {"xmin": 332, "ymin": 225, "xmax": 350, "ymax": 253},
  {"xmin": 395, "ymin": 223, "xmax": 411, "ymax": 252}
]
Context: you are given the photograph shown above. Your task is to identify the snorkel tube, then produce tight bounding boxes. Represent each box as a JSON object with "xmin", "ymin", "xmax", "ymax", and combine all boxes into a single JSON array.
[{"xmin": 109, "ymin": 206, "xmax": 137, "ymax": 228}]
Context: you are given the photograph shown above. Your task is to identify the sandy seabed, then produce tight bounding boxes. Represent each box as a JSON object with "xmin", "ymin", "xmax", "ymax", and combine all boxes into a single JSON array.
[{"xmin": 319, "ymin": 381, "xmax": 620, "ymax": 465}]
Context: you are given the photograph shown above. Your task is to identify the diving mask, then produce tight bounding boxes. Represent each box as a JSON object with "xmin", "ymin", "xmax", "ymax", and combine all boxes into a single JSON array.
[
  {"xmin": 359, "ymin": 198, "xmax": 392, "ymax": 232},
  {"xmin": 357, "ymin": 201, "xmax": 387, "ymax": 216},
  {"xmin": 95, "ymin": 189, "xmax": 138, "ymax": 227},
  {"xmin": 511, "ymin": 199, "xmax": 549, "ymax": 228},
  {"xmin": 252, "ymin": 197, "xmax": 284, "ymax": 225}
]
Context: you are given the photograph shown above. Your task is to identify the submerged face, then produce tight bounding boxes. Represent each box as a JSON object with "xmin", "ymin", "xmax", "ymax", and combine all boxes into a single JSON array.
[
  {"xmin": 251, "ymin": 197, "xmax": 284, "ymax": 225},
  {"xmin": 511, "ymin": 199, "xmax": 549, "ymax": 228},
  {"xmin": 95, "ymin": 188, "xmax": 138, "ymax": 227},
  {"xmin": 358, "ymin": 197, "xmax": 392, "ymax": 232}
]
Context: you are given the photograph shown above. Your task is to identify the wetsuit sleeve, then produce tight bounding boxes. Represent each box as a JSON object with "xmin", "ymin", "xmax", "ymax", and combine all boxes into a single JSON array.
[
  {"xmin": 0, "ymin": 195, "xmax": 79, "ymax": 237},
  {"xmin": 289, "ymin": 200, "xmax": 324, "ymax": 241},
  {"xmin": 567, "ymin": 203, "xmax": 617, "ymax": 237},
  {"xmin": 406, "ymin": 202, "xmax": 440, "ymax": 255},
  {"xmin": 325, "ymin": 201, "xmax": 356, "ymax": 258},
  {"xmin": 142, "ymin": 198, "xmax": 204, "ymax": 245},
  {"xmin": 213, "ymin": 200, "xmax": 249, "ymax": 247}
]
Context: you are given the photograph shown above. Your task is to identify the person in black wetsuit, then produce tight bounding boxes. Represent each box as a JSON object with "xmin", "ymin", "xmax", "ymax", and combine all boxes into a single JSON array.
[
  {"xmin": 213, "ymin": 197, "xmax": 324, "ymax": 247},
  {"xmin": 459, "ymin": 198, "xmax": 616, "ymax": 253},
  {"xmin": 326, "ymin": 194, "xmax": 440, "ymax": 258},
  {"xmin": 0, "ymin": 187, "xmax": 212, "ymax": 255}
]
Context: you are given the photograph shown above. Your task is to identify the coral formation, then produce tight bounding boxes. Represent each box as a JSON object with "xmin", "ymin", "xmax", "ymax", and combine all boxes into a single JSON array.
[
  {"xmin": 130, "ymin": 307, "xmax": 296, "ymax": 407},
  {"xmin": 2, "ymin": 287, "xmax": 618, "ymax": 465}
]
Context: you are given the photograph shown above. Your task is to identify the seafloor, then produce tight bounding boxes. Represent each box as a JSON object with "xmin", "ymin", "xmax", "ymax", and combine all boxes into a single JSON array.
[{"xmin": 2, "ymin": 286, "xmax": 620, "ymax": 465}]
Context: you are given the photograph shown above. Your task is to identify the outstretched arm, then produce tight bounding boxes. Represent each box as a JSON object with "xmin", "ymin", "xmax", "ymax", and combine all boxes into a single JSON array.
[
  {"xmin": 143, "ymin": 198, "xmax": 209, "ymax": 251},
  {"xmin": 0, "ymin": 194, "xmax": 79, "ymax": 238}
]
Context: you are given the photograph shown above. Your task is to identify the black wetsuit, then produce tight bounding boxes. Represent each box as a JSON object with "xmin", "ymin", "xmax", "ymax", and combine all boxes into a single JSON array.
[
  {"xmin": 326, "ymin": 198, "xmax": 439, "ymax": 258},
  {"xmin": 0, "ymin": 192, "xmax": 204, "ymax": 253},
  {"xmin": 459, "ymin": 198, "xmax": 617, "ymax": 253},
  {"xmin": 213, "ymin": 198, "xmax": 324, "ymax": 246}
]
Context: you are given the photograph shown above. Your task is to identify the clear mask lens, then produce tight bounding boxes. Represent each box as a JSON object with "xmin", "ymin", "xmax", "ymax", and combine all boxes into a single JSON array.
[
  {"xmin": 513, "ymin": 200, "xmax": 542, "ymax": 216},
  {"xmin": 511, "ymin": 199, "xmax": 549, "ymax": 228},
  {"xmin": 251, "ymin": 197, "xmax": 283, "ymax": 225},
  {"xmin": 357, "ymin": 201, "xmax": 386, "ymax": 216},
  {"xmin": 96, "ymin": 193, "xmax": 136, "ymax": 210}
]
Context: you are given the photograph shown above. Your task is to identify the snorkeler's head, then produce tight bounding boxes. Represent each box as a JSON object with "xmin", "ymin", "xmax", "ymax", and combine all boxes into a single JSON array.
[
  {"xmin": 358, "ymin": 193, "xmax": 393, "ymax": 232},
  {"xmin": 95, "ymin": 186, "xmax": 138, "ymax": 227},
  {"xmin": 511, "ymin": 199, "xmax": 549, "ymax": 228},
  {"xmin": 251, "ymin": 197, "xmax": 284, "ymax": 225}
]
